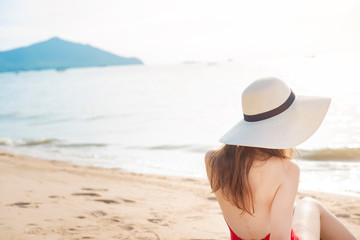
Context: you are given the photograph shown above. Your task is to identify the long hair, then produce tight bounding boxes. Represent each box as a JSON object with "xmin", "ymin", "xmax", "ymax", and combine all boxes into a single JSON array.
[{"xmin": 208, "ymin": 145, "xmax": 292, "ymax": 215}]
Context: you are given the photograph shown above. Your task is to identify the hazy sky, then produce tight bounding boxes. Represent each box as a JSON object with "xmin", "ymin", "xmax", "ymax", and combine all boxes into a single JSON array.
[{"xmin": 1, "ymin": 0, "xmax": 360, "ymax": 63}]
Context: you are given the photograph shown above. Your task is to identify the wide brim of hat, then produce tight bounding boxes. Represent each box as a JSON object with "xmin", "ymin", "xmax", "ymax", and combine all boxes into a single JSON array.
[{"xmin": 219, "ymin": 95, "xmax": 331, "ymax": 149}]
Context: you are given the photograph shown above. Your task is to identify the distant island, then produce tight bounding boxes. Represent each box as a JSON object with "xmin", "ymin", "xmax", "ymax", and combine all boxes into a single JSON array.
[{"xmin": 0, "ymin": 37, "xmax": 143, "ymax": 73}]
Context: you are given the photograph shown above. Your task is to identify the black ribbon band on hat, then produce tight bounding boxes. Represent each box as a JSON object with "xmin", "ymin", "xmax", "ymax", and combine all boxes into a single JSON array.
[{"xmin": 244, "ymin": 90, "xmax": 295, "ymax": 122}]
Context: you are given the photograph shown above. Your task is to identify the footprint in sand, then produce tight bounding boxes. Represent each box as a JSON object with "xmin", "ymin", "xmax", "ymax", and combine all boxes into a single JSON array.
[
  {"xmin": 72, "ymin": 192, "xmax": 101, "ymax": 197},
  {"xmin": 147, "ymin": 218, "xmax": 169, "ymax": 226},
  {"xmin": 48, "ymin": 195, "xmax": 65, "ymax": 199},
  {"xmin": 99, "ymin": 216, "xmax": 134, "ymax": 230},
  {"xmin": 94, "ymin": 199, "xmax": 119, "ymax": 204},
  {"xmin": 25, "ymin": 224, "xmax": 43, "ymax": 234},
  {"xmin": 119, "ymin": 224, "xmax": 134, "ymax": 231},
  {"xmin": 147, "ymin": 218, "xmax": 162, "ymax": 224},
  {"xmin": 8, "ymin": 202, "xmax": 39, "ymax": 208},
  {"xmin": 54, "ymin": 226, "xmax": 80, "ymax": 236},
  {"xmin": 75, "ymin": 224, "xmax": 100, "ymax": 231},
  {"xmin": 108, "ymin": 216, "xmax": 121, "ymax": 223},
  {"xmin": 120, "ymin": 198, "xmax": 136, "ymax": 203},
  {"xmin": 73, "ymin": 188, "xmax": 136, "ymax": 205},
  {"xmin": 90, "ymin": 210, "xmax": 107, "ymax": 217},
  {"xmin": 26, "ymin": 227, "xmax": 43, "ymax": 234},
  {"xmin": 81, "ymin": 187, "xmax": 108, "ymax": 192}
]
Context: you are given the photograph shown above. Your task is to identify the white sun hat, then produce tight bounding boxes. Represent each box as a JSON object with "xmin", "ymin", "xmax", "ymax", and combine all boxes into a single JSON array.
[{"xmin": 219, "ymin": 77, "xmax": 331, "ymax": 149}]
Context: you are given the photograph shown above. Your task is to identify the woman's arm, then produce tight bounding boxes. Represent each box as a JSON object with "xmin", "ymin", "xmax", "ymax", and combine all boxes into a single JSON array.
[{"xmin": 270, "ymin": 161, "xmax": 300, "ymax": 240}]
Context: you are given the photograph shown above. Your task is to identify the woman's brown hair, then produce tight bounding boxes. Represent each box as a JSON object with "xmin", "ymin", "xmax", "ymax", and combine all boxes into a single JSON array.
[{"xmin": 208, "ymin": 145, "xmax": 292, "ymax": 215}]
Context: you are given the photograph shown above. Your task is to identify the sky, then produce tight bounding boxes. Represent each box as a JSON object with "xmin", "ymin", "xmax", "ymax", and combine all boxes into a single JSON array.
[{"xmin": 1, "ymin": 0, "xmax": 360, "ymax": 64}]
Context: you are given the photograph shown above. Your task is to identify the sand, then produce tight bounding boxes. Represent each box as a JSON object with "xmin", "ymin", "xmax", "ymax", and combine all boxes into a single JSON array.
[{"xmin": 0, "ymin": 151, "xmax": 359, "ymax": 240}]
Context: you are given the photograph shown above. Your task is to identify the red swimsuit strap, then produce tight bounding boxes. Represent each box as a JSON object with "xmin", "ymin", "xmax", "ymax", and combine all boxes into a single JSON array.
[
  {"xmin": 228, "ymin": 224, "xmax": 270, "ymax": 240},
  {"xmin": 228, "ymin": 224, "xmax": 299, "ymax": 240}
]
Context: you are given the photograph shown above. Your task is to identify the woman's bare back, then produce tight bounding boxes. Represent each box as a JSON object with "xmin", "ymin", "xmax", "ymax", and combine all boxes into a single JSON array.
[{"xmin": 205, "ymin": 150, "xmax": 300, "ymax": 239}]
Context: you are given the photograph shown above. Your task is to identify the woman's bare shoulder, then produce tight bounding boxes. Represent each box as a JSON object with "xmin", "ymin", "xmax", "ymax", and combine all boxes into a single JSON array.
[
  {"xmin": 205, "ymin": 149, "xmax": 215, "ymax": 160},
  {"xmin": 264, "ymin": 157, "xmax": 300, "ymax": 182},
  {"xmin": 204, "ymin": 150, "xmax": 217, "ymax": 165},
  {"xmin": 204, "ymin": 150, "xmax": 216, "ymax": 178}
]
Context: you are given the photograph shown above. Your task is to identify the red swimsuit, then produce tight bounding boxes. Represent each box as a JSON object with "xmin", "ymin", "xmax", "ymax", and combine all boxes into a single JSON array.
[{"xmin": 228, "ymin": 225, "xmax": 299, "ymax": 240}]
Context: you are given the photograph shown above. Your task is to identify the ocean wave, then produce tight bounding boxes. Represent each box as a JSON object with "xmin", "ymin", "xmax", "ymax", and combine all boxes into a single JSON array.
[
  {"xmin": 84, "ymin": 115, "xmax": 108, "ymax": 121},
  {"xmin": 127, "ymin": 144, "xmax": 212, "ymax": 153},
  {"xmin": 0, "ymin": 113, "xmax": 47, "ymax": 121},
  {"xmin": 28, "ymin": 118, "xmax": 73, "ymax": 126},
  {"xmin": 0, "ymin": 138, "xmax": 58, "ymax": 146},
  {"xmin": 0, "ymin": 138, "xmax": 106, "ymax": 148},
  {"xmin": 57, "ymin": 143, "xmax": 107, "ymax": 148},
  {"xmin": 129, "ymin": 144, "xmax": 360, "ymax": 161},
  {"xmin": 21, "ymin": 139, "xmax": 57, "ymax": 146},
  {"xmin": 2, "ymin": 138, "xmax": 359, "ymax": 161},
  {"xmin": 298, "ymin": 148, "xmax": 360, "ymax": 161}
]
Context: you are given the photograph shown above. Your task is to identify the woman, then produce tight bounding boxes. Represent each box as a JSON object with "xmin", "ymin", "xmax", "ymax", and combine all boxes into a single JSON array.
[{"xmin": 205, "ymin": 77, "xmax": 356, "ymax": 240}]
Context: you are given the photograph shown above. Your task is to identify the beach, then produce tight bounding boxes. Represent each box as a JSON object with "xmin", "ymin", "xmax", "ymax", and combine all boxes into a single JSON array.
[
  {"xmin": 2, "ymin": 1, "xmax": 360, "ymax": 239},
  {"xmin": 1, "ymin": 63, "xmax": 360, "ymax": 196},
  {"xmin": 0, "ymin": 151, "xmax": 359, "ymax": 240}
]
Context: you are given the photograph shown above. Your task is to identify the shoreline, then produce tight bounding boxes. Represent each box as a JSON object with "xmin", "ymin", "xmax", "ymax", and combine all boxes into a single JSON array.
[
  {"xmin": 0, "ymin": 148, "xmax": 360, "ymax": 198},
  {"xmin": 2, "ymin": 146, "xmax": 359, "ymax": 198},
  {"xmin": 1, "ymin": 150, "xmax": 359, "ymax": 239}
]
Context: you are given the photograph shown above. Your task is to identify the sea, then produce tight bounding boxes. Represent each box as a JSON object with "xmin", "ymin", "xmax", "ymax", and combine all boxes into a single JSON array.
[{"xmin": 1, "ymin": 53, "xmax": 360, "ymax": 197}]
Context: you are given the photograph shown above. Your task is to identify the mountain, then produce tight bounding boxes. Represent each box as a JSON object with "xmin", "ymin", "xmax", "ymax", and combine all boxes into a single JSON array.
[{"xmin": 0, "ymin": 37, "xmax": 143, "ymax": 72}]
